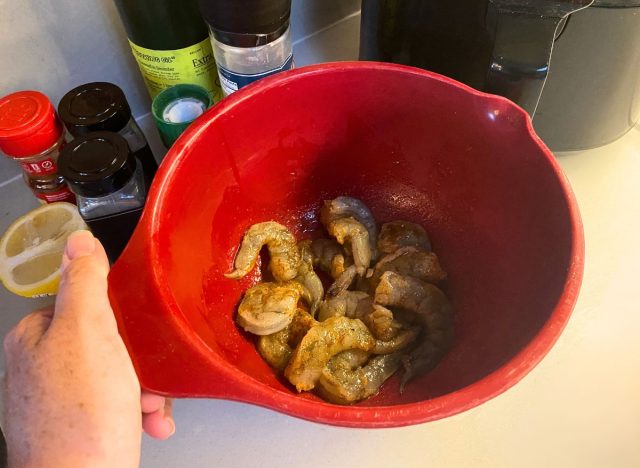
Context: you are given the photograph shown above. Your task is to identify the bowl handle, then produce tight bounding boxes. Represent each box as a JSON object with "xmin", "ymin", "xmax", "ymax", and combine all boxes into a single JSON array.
[{"xmin": 108, "ymin": 225, "xmax": 236, "ymax": 398}]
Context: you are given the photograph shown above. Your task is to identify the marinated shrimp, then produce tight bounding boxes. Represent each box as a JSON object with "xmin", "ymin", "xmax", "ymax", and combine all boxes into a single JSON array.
[
  {"xmin": 367, "ymin": 246, "xmax": 447, "ymax": 290},
  {"xmin": 377, "ymin": 221, "xmax": 431, "ymax": 255},
  {"xmin": 327, "ymin": 264, "xmax": 358, "ymax": 297},
  {"xmin": 374, "ymin": 271, "xmax": 454, "ymax": 388},
  {"xmin": 310, "ymin": 238, "xmax": 349, "ymax": 279},
  {"xmin": 236, "ymin": 281, "xmax": 311, "ymax": 335},
  {"xmin": 317, "ymin": 351, "xmax": 403, "ymax": 404},
  {"xmin": 284, "ymin": 316, "xmax": 376, "ymax": 392},
  {"xmin": 317, "ymin": 290, "xmax": 371, "ymax": 322},
  {"xmin": 258, "ymin": 309, "xmax": 316, "ymax": 370},
  {"xmin": 320, "ymin": 196, "xmax": 378, "ymax": 258},
  {"xmin": 366, "ymin": 304, "xmax": 402, "ymax": 341},
  {"xmin": 372, "ymin": 326, "xmax": 421, "ymax": 354},
  {"xmin": 319, "ymin": 294, "xmax": 418, "ymax": 353},
  {"xmin": 225, "ymin": 221, "xmax": 301, "ymax": 281},
  {"xmin": 327, "ymin": 217, "xmax": 372, "ymax": 275},
  {"xmin": 227, "ymin": 196, "xmax": 454, "ymax": 403},
  {"xmin": 295, "ymin": 240, "xmax": 324, "ymax": 315}
]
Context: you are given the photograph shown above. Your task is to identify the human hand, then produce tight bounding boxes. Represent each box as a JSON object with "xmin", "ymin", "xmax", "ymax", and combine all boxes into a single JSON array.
[{"xmin": 3, "ymin": 231, "xmax": 174, "ymax": 468}]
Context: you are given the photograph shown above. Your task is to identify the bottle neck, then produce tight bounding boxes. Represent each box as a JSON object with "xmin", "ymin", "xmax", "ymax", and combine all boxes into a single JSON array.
[{"xmin": 209, "ymin": 20, "xmax": 289, "ymax": 48}]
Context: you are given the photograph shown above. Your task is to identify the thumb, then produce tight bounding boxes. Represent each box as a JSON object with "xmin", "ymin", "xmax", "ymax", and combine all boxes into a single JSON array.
[{"xmin": 53, "ymin": 230, "xmax": 114, "ymax": 330}]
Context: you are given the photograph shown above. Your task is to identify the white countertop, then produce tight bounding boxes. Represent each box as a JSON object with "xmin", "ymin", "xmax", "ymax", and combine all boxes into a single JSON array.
[{"xmin": 135, "ymin": 127, "xmax": 640, "ymax": 468}]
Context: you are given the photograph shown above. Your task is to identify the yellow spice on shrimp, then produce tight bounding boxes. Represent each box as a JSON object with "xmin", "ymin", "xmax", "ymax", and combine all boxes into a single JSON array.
[
  {"xmin": 320, "ymin": 196, "xmax": 379, "ymax": 259},
  {"xmin": 258, "ymin": 309, "xmax": 317, "ymax": 370},
  {"xmin": 327, "ymin": 217, "xmax": 372, "ymax": 275},
  {"xmin": 317, "ymin": 350, "xmax": 404, "ymax": 404},
  {"xmin": 225, "ymin": 221, "xmax": 301, "ymax": 281},
  {"xmin": 294, "ymin": 240, "xmax": 324, "ymax": 316},
  {"xmin": 284, "ymin": 316, "xmax": 376, "ymax": 392},
  {"xmin": 237, "ymin": 281, "xmax": 311, "ymax": 335}
]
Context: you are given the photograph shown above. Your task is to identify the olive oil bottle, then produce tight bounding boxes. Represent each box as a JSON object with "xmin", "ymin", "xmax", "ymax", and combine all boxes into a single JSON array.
[{"xmin": 113, "ymin": 0, "xmax": 222, "ymax": 103}]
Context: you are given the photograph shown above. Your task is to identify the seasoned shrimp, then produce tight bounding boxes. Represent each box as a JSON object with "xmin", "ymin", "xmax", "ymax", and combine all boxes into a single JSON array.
[
  {"xmin": 319, "ymin": 295, "xmax": 417, "ymax": 353},
  {"xmin": 225, "ymin": 221, "xmax": 301, "ymax": 281},
  {"xmin": 377, "ymin": 221, "xmax": 431, "ymax": 255},
  {"xmin": 284, "ymin": 316, "xmax": 376, "ymax": 391},
  {"xmin": 236, "ymin": 281, "xmax": 311, "ymax": 335},
  {"xmin": 374, "ymin": 271, "xmax": 454, "ymax": 388},
  {"xmin": 327, "ymin": 264, "xmax": 358, "ymax": 297},
  {"xmin": 295, "ymin": 240, "xmax": 324, "ymax": 315},
  {"xmin": 374, "ymin": 272, "xmax": 453, "ymax": 331},
  {"xmin": 317, "ymin": 290, "xmax": 371, "ymax": 322},
  {"xmin": 399, "ymin": 333, "xmax": 454, "ymax": 392},
  {"xmin": 317, "ymin": 350, "xmax": 403, "ymax": 404},
  {"xmin": 258, "ymin": 309, "xmax": 316, "ymax": 370},
  {"xmin": 372, "ymin": 326, "xmax": 421, "ymax": 354},
  {"xmin": 365, "ymin": 304, "xmax": 402, "ymax": 341},
  {"xmin": 367, "ymin": 246, "xmax": 447, "ymax": 290},
  {"xmin": 320, "ymin": 196, "xmax": 378, "ymax": 258},
  {"xmin": 310, "ymin": 238, "xmax": 349, "ymax": 279},
  {"xmin": 327, "ymin": 217, "xmax": 371, "ymax": 275}
]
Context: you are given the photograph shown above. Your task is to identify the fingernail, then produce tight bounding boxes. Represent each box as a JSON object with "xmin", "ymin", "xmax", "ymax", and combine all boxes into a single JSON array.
[
  {"xmin": 65, "ymin": 230, "xmax": 95, "ymax": 260},
  {"xmin": 167, "ymin": 418, "xmax": 176, "ymax": 437}
]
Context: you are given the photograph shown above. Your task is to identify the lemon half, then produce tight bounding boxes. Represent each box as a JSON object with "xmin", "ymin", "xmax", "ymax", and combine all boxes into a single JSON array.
[{"xmin": 0, "ymin": 202, "xmax": 87, "ymax": 297}]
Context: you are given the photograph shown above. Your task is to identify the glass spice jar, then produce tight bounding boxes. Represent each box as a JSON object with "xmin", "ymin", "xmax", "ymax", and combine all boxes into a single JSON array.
[
  {"xmin": 58, "ymin": 82, "xmax": 158, "ymax": 188},
  {"xmin": 0, "ymin": 91, "xmax": 75, "ymax": 203},
  {"xmin": 58, "ymin": 131, "xmax": 146, "ymax": 262}
]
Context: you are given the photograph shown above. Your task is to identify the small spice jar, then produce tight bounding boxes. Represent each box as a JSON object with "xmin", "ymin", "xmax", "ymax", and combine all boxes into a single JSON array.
[
  {"xmin": 58, "ymin": 82, "xmax": 158, "ymax": 188},
  {"xmin": 0, "ymin": 91, "xmax": 75, "ymax": 203},
  {"xmin": 58, "ymin": 131, "xmax": 146, "ymax": 262}
]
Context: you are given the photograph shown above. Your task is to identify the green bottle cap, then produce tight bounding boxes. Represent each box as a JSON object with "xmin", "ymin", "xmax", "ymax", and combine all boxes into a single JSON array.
[{"xmin": 152, "ymin": 84, "xmax": 212, "ymax": 148}]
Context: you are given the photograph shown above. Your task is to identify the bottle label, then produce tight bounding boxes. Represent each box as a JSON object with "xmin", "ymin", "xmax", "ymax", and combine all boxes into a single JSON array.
[
  {"xmin": 34, "ymin": 186, "xmax": 76, "ymax": 204},
  {"xmin": 217, "ymin": 54, "xmax": 294, "ymax": 96},
  {"xmin": 21, "ymin": 158, "xmax": 58, "ymax": 176},
  {"xmin": 128, "ymin": 38, "xmax": 223, "ymax": 103}
]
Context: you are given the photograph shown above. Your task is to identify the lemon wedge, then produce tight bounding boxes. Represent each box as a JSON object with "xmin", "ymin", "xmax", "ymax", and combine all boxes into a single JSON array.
[{"xmin": 0, "ymin": 202, "xmax": 88, "ymax": 297}]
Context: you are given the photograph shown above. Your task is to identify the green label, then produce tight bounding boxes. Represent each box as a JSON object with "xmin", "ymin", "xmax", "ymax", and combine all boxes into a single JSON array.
[{"xmin": 129, "ymin": 38, "xmax": 222, "ymax": 103}]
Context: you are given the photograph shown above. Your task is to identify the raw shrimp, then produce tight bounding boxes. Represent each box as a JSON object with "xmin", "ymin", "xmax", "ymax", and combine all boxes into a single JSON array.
[
  {"xmin": 295, "ymin": 240, "xmax": 324, "ymax": 315},
  {"xmin": 310, "ymin": 238, "xmax": 348, "ymax": 279},
  {"xmin": 236, "ymin": 281, "xmax": 311, "ymax": 335},
  {"xmin": 258, "ymin": 309, "xmax": 316, "ymax": 370},
  {"xmin": 326, "ymin": 264, "xmax": 358, "ymax": 297},
  {"xmin": 327, "ymin": 349, "xmax": 371, "ymax": 368},
  {"xmin": 327, "ymin": 217, "xmax": 372, "ymax": 275},
  {"xmin": 372, "ymin": 326, "xmax": 421, "ymax": 354},
  {"xmin": 399, "ymin": 334, "xmax": 454, "ymax": 392},
  {"xmin": 365, "ymin": 304, "xmax": 402, "ymax": 341},
  {"xmin": 377, "ymin": 221, "xmax": 431, "ymax": 255},
  {"xmin": 374, "ymin": 271, "xmax": 454, "ymax": 388},
  {"xmin": 319, "ymin": 296, "xmax": 418, "ymax": 353},
  {"xmin": 367, "ymin": 246, "xmax": 447, "ymax": 290},
  {"xmin": 317, "ymin": 290, "xmax": 371, "ymax": 322},
  {"xmin": 225, "ymin": 221, "xmax": 301, "ymax": 281},
  {"xmin": 284, "ymin": 316, "xmax": 376, "ymax": 391},
  {"xmin": 317, "ymin": 350, "xmax": 403, "ymax": 404},
  {"xmin": 320, "ymin": 196, "xmax": 378, "ymax": 258}
]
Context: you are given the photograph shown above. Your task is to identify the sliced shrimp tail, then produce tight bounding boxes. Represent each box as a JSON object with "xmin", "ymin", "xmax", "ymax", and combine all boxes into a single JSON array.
[{"xmin": 327, "ymin": 264, "xmax": 358, "ymax": 297}]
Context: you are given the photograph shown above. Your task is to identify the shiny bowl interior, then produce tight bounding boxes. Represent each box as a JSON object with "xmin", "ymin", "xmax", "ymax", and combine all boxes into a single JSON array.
[{"xmin": 108, "ymin": 62, "xmax": 584, "ymax": 427}]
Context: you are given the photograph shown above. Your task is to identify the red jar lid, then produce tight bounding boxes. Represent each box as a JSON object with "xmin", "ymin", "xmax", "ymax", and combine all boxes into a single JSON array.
[{"xmin": 0, "ymin": 91, "xmax": 63, "ymax": 158}]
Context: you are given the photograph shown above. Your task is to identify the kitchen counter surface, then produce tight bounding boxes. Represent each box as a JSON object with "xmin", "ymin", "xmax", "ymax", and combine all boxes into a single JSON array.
[{"xmin": 1, "ymin": 14, "xmax": 639, "ymax": 468}]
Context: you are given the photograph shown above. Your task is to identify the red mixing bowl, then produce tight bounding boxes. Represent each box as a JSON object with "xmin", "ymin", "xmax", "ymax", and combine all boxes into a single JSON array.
[{"xmin": 108, "ymin": 62, "xmax": 584, "ymax": 428}]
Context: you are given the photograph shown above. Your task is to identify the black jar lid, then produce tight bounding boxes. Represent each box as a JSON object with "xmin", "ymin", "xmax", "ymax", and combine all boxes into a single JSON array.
[
  {"xmin": 58, "ymin": 131, "xmax": 135, "ymax": 198},
  {"xmin": 58, "ymin": 82, "xmax": 132, "ymax": 136},
  {"xmin": 198, "ymin": 0, "xmax": 291, "ymax": 47}
]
